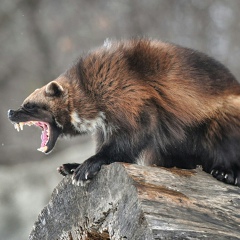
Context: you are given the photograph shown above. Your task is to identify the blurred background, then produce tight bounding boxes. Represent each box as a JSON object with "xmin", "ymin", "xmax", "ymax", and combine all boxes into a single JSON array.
[{"xmin": 1, "ymin": 0, "xmax": 240, "ymax": 239}]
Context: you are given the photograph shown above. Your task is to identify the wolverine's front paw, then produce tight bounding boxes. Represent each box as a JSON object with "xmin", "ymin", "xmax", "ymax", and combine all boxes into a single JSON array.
[
  {"xmin": 72, "ymin": 158, "xmax": 103, "ymax": 186},
  {"xmin": 57, "ymin": 163, "xmax": 81, "ymax": 176}
]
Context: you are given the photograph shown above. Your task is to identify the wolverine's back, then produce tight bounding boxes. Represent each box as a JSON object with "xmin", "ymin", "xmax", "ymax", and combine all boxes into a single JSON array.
[{"xmin": 73, "ymin": 39, "xmax": 240, "ymax": 128}]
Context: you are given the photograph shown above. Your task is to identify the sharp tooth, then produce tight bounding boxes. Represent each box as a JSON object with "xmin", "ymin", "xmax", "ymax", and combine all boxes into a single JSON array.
[
  {"xmin": 14, "ymin": 123, "xmax": 20, "ymax": 132},
  {"xmin": 19, "ymin": 122, "xmax": 24, "ymax": 130},
  {"xmin": 37, "ymin": 146, "xmax": 48, "ymax": 153}
]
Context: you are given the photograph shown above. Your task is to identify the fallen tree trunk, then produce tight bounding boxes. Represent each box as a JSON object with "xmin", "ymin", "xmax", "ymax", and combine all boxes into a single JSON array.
[{"xmin": 29, "ymin": 163, "xmax": 240, "ymax": 240}]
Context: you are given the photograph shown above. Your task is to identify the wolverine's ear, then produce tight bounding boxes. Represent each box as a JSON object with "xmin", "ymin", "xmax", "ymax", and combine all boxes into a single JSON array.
[{"xmin": 45, "ymin": 81, "xmax": 64, "ymax": 97}]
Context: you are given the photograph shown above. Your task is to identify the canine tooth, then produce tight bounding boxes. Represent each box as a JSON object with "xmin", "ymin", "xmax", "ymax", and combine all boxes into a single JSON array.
[
  {"xmin": 19, "ymin": 122, "xmax": 24, "ymax": 130},
  {"xmin": 14, "ymin": 123, "xmax": 20, "ymax": 132},
  {"xmin": 37, "ymin": 146, "xmax": 48, "ymax": 153}
]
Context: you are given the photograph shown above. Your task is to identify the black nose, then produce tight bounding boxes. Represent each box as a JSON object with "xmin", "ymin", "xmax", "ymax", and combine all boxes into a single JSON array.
[{"xmin": 8, "ymin": 109, "xmax": 14, "ymax": 118}]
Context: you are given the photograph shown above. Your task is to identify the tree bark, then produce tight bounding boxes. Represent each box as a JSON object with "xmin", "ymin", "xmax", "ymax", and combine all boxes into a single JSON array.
[{"xmin": 29, "ymin": 163, "xmax": 240, "ymax": 240}]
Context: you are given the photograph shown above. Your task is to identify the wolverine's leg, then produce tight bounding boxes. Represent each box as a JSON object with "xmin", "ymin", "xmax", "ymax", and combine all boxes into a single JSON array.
[{"xmin": 72, "ymin": 141, "xmax": 136, "ymax": 182}]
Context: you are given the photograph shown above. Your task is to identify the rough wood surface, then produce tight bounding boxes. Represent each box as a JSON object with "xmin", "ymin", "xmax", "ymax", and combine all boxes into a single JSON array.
[{"xmin": 29, "ymin": 163, "xmax": 240, "ymax": 240}]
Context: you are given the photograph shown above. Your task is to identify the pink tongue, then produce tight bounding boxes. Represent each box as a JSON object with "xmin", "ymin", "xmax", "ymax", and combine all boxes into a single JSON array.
[
  {"xmin": 36, "ymin": 122, "xmax": 49, "ymax": 147},
  {"xmin": 41, "ymin": 130, "xmax": 48, "ymax": 147}
]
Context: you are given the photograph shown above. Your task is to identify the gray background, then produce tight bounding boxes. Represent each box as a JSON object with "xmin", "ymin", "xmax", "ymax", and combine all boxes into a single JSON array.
[{"xmin": 1, "ymin": 0, "xmax": 240, "ymax": 239}]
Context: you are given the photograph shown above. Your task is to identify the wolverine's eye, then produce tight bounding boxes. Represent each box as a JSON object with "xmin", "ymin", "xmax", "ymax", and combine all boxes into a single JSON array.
[{"xmin": 23, "ymin": 102, "xmax": 38, "ymax": 111}]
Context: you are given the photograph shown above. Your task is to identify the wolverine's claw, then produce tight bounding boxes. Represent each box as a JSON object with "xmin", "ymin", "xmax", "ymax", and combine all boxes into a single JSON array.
[
  {"xmin": 72, "ymin": 177, "xmax": 77, "ymax": 186},
  {"xmin": 57, "ymin": 163, "xmax": 80, "ymax": 177}
]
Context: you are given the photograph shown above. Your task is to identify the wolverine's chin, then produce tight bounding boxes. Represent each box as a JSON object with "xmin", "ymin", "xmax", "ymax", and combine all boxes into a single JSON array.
[{"xmin": 12, "ymin": 121, "xmax": 61, "ymax": 154}]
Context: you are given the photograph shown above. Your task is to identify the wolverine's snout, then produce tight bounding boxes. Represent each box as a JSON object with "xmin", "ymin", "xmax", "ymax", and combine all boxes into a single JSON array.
[
  {"xmin": 8, "ymin": 109, "xmax": 15, "ymax": 118},
  {"xmin": 8, "ymin": 108, "xmax": 26, "ymax": 122},
  {"xmin": 8, "ymin": 109, "xmax": 20, "ymax": 122}
]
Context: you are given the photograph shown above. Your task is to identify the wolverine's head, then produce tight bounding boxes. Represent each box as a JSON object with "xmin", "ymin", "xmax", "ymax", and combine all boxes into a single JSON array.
[
  {"xmin": 7, "ymin": 73, "xmax": 88, "ymax": 154},
  {"xmin": 8, "ymin": 72, "xmax": 104, "ymax": 154},
  {"xmin": 8, "ymin": 80, "xmax": 70, "ymax": 153}
]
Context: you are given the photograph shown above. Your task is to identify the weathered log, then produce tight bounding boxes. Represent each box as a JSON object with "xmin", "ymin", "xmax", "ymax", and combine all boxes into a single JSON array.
[{"xmin": 29, "ymin": 163, "xmax": 240, "ymax": 240}]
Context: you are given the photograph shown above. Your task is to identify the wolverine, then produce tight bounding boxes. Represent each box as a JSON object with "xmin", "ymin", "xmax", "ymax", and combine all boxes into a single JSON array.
[{"xmin": 8, "ymin": 39, "xmax": 240, "ymax": 186}]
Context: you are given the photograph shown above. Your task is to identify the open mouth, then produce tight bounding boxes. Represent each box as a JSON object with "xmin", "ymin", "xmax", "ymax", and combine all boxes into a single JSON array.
[{"xmin": 13, "ymin": 121, "xmax": 59, "ymax": 153}]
